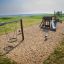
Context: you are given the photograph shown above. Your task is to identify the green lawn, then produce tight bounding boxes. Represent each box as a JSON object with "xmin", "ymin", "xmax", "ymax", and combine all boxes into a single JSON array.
[
  {"xmin": 23, "ymin": 18, "xmax": 41, "ymax": 27},
  {"xmin": 43, "ymin": 38, "xmax": 64, "ymax": 64},
  {"xmin": 0, "ymin": 55, "xmax": 16, "ymax": 64},
  {"xmin": 0, "ymin": 16, "xmax": 42, "ymax": 35},
  {"xmin": 0, "ymin": 16, "xmax": 21, "ymax": 22}
]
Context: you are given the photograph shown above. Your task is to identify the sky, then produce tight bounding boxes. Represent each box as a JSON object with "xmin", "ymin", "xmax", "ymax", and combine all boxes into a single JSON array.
[{"xmin": 0, "ymin": 0, "xmax": 64, "ymax": 15}]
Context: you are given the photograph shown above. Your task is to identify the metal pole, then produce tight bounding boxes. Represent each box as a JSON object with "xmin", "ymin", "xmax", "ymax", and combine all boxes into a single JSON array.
[{"xmin": 20, "ymin": 19, "xmax": 24, "ymax": 41}]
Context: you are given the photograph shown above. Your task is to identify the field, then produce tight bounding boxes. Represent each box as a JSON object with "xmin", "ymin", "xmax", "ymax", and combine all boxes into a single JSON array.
[
  {"xmin": 0, "ymin": 14, "xmax": 64, "ymax": 64},
  {"xmin": 0, "ymin": 14, "xmax": 64, "ymax": 35},
  {"xmin": 0, "ymin": 15, "xmax": 42, "ymax": 35}
]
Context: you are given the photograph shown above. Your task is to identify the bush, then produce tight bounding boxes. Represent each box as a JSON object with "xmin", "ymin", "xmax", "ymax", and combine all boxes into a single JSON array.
[{"xmin": 43, "ymin": 38, "xmax": 64, "ymax": 64}]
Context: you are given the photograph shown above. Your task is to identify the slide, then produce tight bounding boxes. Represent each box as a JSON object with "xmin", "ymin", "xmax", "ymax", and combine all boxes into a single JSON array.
[{"xmin": 51, "ymin": 20, "xmax": 56, "ymax": 31}]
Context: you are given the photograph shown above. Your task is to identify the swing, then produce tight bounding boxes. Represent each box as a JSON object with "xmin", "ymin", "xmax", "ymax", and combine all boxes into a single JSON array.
[
  {"xmin": 17, "ymin": 30, "xmax": 22, "ymax": 35},
  {"xmin": 9, "ymin": 22, "xmax": 17, "ymax": 43},
  {"xmin": 4, "ymin": 21, "xmax": 18, "ymax": 43},
  {"xmin": 0, "ymin": 19, "xmax": 24, "ymax": 55},
  {"xmin": 3, "ymin": 45, "xmax": 14, "ymax": 52},
  {"xmin": 17, "ymin": 21, "xmax": 22, "ymax": 35}
]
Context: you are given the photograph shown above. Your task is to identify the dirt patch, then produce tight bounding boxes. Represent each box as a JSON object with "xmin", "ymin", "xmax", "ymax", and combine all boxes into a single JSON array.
[{"xmin": 0, "ymin": 22, "xmax": 64, "ymax": 64}]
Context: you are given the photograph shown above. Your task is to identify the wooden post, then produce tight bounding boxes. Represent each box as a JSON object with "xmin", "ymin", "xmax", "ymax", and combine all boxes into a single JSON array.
[
  {"xmin": 49, "ymin": 20, "xmax": 50, "ymax": 29},
  {"xmin": 20, "ymin": 19, "xmax": 24, "ymax": 41}
]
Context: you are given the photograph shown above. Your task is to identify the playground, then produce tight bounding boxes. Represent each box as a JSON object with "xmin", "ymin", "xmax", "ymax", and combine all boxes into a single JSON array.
[
  {"xmin": 7, "ymin": 21, "xmax": 64, "ymax": 64},
  {"xmin": 0, "ymin": 15, "xmax": 64, "ymax": 64}
]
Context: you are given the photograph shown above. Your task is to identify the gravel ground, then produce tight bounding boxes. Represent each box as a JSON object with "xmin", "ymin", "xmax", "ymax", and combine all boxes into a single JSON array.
[{"xmin": 0, "ymin": 22, "xmax": 64, "ymax": 64}]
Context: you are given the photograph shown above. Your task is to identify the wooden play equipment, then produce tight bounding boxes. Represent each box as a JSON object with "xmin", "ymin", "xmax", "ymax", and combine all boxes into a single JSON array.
[
  {"xmin": 0, "ymin": 19, "xmax": 24, "ymax": 55},
  {"xmin": 40, "ymin": 11, "xmax": 63, "ymax": 30},
  {"xmin": 0, "ymin": 19, "xmax": 24, "ymax": 42},
  {"xmin": 39, "ymin": 16, "xmax": 57, "ymax": 41},
  {"xmin": 39, "ymin": 16, "xmax": 59, "ymax": 31},
  {"xmin": 40, "ymin": 16, "xmax": 52, "ymax": 30},
  {"xmin": 39, "ymin": 15, "xmax": 61, "ymax": 41}
]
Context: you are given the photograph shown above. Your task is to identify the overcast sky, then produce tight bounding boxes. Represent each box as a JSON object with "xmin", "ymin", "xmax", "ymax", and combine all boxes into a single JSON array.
[{"xmin": 0, "ymin": 0, "xmax": 64, "ymax": 15}]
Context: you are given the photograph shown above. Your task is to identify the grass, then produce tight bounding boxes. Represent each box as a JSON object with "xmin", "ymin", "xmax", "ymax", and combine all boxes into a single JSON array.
[
  {"xmin": 0, "ymin": 22, "xmax": 19, "ymax": 35},
  {"xmin": 0, "ymin": 16, "xmax": 21, "ymax": 22},
  {"xmin": 0, "ymin": 15, "xmax": 64, "ymax": 35},
  {"xmin": 23, "ymin": 18, "xmax": 41, "ymax": 27},
  {"xmin": 43, "ymin": 38, "xmax": 64, "ymax": 64},
  {"xmin": 0, "ymin": 16, "xmax": 42, "ymax": 35},
  {"xmin": 0, "ymin": 55, "xmax": 17, "ymax": 64}
]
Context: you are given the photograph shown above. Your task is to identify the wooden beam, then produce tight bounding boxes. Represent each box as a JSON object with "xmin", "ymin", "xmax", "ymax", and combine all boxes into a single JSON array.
[{"xmin": 20, "ymin": 19, "xmax": 24, "ymax": 41}]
